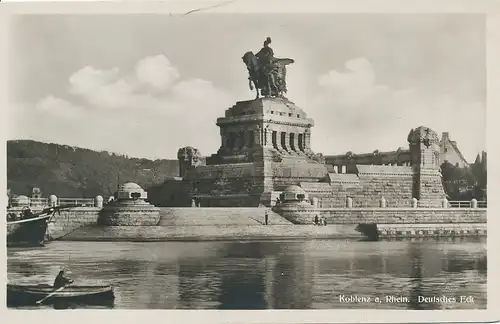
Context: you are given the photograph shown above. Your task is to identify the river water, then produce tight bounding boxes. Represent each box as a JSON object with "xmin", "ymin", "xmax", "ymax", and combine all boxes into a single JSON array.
[{"xmin": 7, "ymin": 238, "xmax": 486, "ymax": 310}]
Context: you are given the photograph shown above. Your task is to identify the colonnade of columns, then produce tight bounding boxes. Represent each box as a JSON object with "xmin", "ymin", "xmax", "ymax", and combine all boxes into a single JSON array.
[{"xmin": 220, "ymin": 126, "xmax": 312, "ymax": 154}]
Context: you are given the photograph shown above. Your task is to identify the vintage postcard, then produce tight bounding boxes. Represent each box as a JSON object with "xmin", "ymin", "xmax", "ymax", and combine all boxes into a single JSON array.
[{"xmin": 1, "ymin": 0, "xmax": 498, "ymax": 323}]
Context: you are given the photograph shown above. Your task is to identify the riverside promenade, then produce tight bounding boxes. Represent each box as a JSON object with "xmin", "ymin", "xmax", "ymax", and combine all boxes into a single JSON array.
[
  {"xmin": 7, "ymin": 194, "xmax": 487, "ymax": 242},
  {"xmin": 57, "ymin": 207, "xmax": 363, "ymax": 241}
]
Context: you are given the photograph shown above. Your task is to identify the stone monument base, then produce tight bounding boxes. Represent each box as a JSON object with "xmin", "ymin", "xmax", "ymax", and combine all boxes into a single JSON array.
[
  {"xmin": 98, "ymin": 201, "xmax": 160, "ymax": 226},
  {"xmin": 273, "ymin": 201, "xmax": 320, "ymax": 224}
]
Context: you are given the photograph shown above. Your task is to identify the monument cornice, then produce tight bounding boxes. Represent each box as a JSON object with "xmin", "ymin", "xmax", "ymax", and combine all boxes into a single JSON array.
[{"xmin": 217, "ymin": 115, "xmax": 314, "ymax": 127}]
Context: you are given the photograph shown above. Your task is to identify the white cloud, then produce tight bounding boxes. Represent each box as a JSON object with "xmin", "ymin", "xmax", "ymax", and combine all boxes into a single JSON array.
[
  {"xmin": 309, "ymin": 58, "xmax": 486, "ymax": 162},
  {"xmin": 36, "ymin": 95, "xmax": 84, "ymax": 119},
  {"xmin": 135, "ymin": 55, "xmax": 180, "ymax": 92},
  {"xmin": 22, "ymin": 55, "xmax": 235, "ymax": 159},
  {"xmin": 13, "ymin": 55, "xmax": 485, "ymax": 162}
]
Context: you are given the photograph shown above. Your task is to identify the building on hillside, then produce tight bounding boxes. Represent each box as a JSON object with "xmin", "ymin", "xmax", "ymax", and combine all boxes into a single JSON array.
[{"xmin": 440, "ymin": 132, "xmax": 469, "ymax": 168}]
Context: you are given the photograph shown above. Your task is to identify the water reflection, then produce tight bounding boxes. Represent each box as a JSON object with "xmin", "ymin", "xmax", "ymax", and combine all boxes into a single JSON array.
[{"xmin": 7, "ymin": 239, "xmax": 487, "ymax": 309}]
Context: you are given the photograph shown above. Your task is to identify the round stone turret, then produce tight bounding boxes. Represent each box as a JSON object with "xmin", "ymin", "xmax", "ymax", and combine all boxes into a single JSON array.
[
  {"xmin": 117, "ymin": 182, "xmax": 148, "ymax": 200},
  {"xmin": 281, "ymin": 185, "xmax": 309, "ymax": 202},
  {"xmin": 98, "ymin": 182, "xmax": 160, "ymax": 226},
  {"xmin": 274, "ymin": 185, "xmax": 319, "ymax": 224}
]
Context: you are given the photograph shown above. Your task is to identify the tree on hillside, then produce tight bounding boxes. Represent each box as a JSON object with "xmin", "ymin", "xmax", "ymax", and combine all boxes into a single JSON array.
[
  {"xmin": 441, "ymin": 154, "xmax": 487, "ymax": 201},
  {"xmin": 7, "ymin": 140, "xmax": 179, "ymax": 197}
]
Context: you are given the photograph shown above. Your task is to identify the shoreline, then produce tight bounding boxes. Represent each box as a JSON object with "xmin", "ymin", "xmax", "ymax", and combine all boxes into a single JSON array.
[{"xmin": 56, "ymin": 223, "xmax": 487, "ymax": 243}]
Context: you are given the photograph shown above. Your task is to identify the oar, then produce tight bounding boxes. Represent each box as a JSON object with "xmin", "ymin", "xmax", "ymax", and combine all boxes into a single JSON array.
[{"xmin": 35, "ymin": 284, "xmax": 69, "ymax": 305}]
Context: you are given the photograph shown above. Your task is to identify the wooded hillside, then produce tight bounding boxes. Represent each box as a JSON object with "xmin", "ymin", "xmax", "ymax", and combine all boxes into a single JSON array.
[{"xmin": 7, "ymin": 140, "xmax": 179, "ymax": 198}]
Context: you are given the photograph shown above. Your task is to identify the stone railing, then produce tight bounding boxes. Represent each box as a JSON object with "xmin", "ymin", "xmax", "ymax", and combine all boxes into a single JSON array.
[
  {"xmin": 9, "ymin": 195, "xmax": 104, "ymax": 208},
  {"xmin": 26, "ymin": 198, "xmax": 48, "ymax": 206},
  {"xmin": 314, "ymin": 197, "xmax": 487, "ymax": 209},
  {"xmin": 58, "ymin": 198, "xmax": 96, "ymax": 207},
  {"xmin": 448, "ymin": 200, "xmax": 487, "ymax": 208}
]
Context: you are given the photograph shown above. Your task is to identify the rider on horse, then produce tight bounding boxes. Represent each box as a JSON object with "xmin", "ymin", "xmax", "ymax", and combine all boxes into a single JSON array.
[
  {"xmin": 256, "ymin": 37, "xmax": 279, "ymax": 96},
  {"xmin": 256, "ymin": 37, "xmax": 275, "ymax": 71},
  {"xmin": 242, "ymin": 37, "xmax": 294, "ymax": 98}
]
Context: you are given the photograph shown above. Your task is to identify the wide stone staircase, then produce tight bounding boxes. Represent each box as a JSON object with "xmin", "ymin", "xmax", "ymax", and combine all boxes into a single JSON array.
[
  {"xmin": 157, "ymin": 207, "xmax": 293, "ymax": 226},
  {"xmin": 59, "ymin": 207, "xmax": 363, "ymax": 242}
]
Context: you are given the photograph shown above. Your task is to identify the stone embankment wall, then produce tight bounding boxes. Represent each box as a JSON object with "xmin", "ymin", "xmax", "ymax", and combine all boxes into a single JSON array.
[
  {"xmin": 301, "ymin": 165, "xmax": 445, "ymax": 208},
  {"xmin": 47, "ymin": 208, "xmax": 101, "ymax": 240},
  {"xmin": 276, "ymin": 207, "xmax": 487, "ymax": 239},
  {"xmin": 8, "ymin": 205, "xmax": 486, "ymax": 241},
  {"xmin": 278, "ymin": 207, "xmax": 486, "ymax": 224},
  {"xmin": 62, "ymin": 224, "xmax": 362, "ymax": 241},
  {"xmin": 6, "ymin": 206, "xmax": 101, "ymax": 240},
  {"xmin": 319, "ymin": 208, "xmax": 486, "ymax": 224}
]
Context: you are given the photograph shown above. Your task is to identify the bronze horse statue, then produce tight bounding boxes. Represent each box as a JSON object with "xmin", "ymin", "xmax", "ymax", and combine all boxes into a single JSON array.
[{"xmin": 242, "ymin": 51, "xmax": 294, "ymax": 99}]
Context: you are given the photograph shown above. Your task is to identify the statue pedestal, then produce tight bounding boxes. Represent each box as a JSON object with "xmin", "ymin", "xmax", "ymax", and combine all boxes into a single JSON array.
[{"xmin": 182, "ymin": 98, "xmax": 328, "ymax": 207}]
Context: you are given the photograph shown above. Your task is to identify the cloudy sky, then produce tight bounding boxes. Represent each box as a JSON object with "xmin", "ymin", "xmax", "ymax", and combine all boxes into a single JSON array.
[{"xmin": 7, "ymin": 13, "xmax": 485, "ymax": 161}]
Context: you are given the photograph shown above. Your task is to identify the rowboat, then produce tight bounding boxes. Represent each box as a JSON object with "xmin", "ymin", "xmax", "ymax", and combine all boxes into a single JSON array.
[{"xmin": 7, "ymin": 284, "xmax": 115, "ymax": 307}]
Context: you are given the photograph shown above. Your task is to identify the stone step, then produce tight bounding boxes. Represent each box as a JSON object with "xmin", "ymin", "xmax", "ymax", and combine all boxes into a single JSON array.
[{"xmin": 158, "ymin": 207, "xmax": 292, "ymax": 226}]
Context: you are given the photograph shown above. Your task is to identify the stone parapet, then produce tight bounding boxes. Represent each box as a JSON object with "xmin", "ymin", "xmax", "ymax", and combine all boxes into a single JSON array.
[
  {"xmin": 317, "ymin": 208, "xmax": 486, "ymax": 224},
  {"xmin": 376, "ymin": 223, "xmax": 487, "ymax": 238}
]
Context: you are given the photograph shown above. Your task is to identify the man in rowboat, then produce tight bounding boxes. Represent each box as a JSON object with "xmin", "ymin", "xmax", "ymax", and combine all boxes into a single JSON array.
[{"xmin": 53, "ymin": 268, "xmax": 74, "ymax": 289}]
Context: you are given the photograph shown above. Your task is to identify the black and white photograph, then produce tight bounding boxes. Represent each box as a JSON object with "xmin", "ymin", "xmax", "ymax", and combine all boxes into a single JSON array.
[{"xmin": 2, "ymin": 0, "xmax": 496, "ymax": 321}]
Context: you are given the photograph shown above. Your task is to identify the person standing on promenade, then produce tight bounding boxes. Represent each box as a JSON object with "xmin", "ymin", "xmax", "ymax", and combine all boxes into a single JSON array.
[{"xmin": 265, "ymin": 210, "xmax": 269, "ymax": 225}]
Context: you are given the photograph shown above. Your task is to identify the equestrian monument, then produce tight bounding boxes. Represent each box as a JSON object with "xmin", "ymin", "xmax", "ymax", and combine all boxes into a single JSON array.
[{"xmin": 162, "ymin": 37, "xmax": 447, "ymax": 209}]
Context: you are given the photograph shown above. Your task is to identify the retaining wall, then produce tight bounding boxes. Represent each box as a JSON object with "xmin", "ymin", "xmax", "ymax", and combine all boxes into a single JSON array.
[{"xmin": 47, "ymin": 208, "xmax": 101, "ymax": 240}]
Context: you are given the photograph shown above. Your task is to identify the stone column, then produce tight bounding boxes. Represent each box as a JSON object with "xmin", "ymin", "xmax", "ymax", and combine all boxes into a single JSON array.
[
  {"xmin": 471, "ymin": 198, "xmax": 478, "ymax": 208},
  {"xmin": 233, "ymin": 132, "xmax": 241, "ymax": 151},
  {"xmin": 221, "ymin": 130, "xmax": 228, "ymax": 150},
  {"xmin": 254, "ymin": 126, "xmax": 262, "ymax": 146},
  {"xmin": 298, "ymin": 133, "xmax": 304, "ymax": 152},
  {"xmin": 346, "ymin": 197, "xmax": 353, "ymax": 208},
  {"xmin": 380, "ymin": 196, "xmax": 386, "ymax": 208},
  {"xmin": 304, "ymin": 128, "xmax": 311, "ymax": 152},
  {"xmin": 226, "ymin": 132, "xmax": 234, "ymax": 151},
  {"xmin": 442, "ymin": 198, "xmax": 449, "ymax": 208},
  {"xmin": 290, "ymin": 133, "xmax": 299, "ymax": 154},
  {"xmin": 271, "ymin": 129, "xmax": 280, "ymax": 151},
  {"xmin": 262, "ymin": 126, "xmax": 271, "ymax": 147},
  {"xmin": 49, "ymin": 195, "xmax": 58, "ymax": 207},
  {"xmin": 412, "ymin": 198, "xmax": 418, "ymax": 208},
  {"xmin": 311, "ymin": 197, "xmax": 319, "ymax": 208},
  {"xmin": 242, "ymin": 130, "xmax": 250, "ymax": 148},
  {"xmin": 95, "ymin": 195, "xmax": 103, "ymax": 208},
  {"xmin": 282, "ymin": 131, "xmax": 290, "ymax": 152}
]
